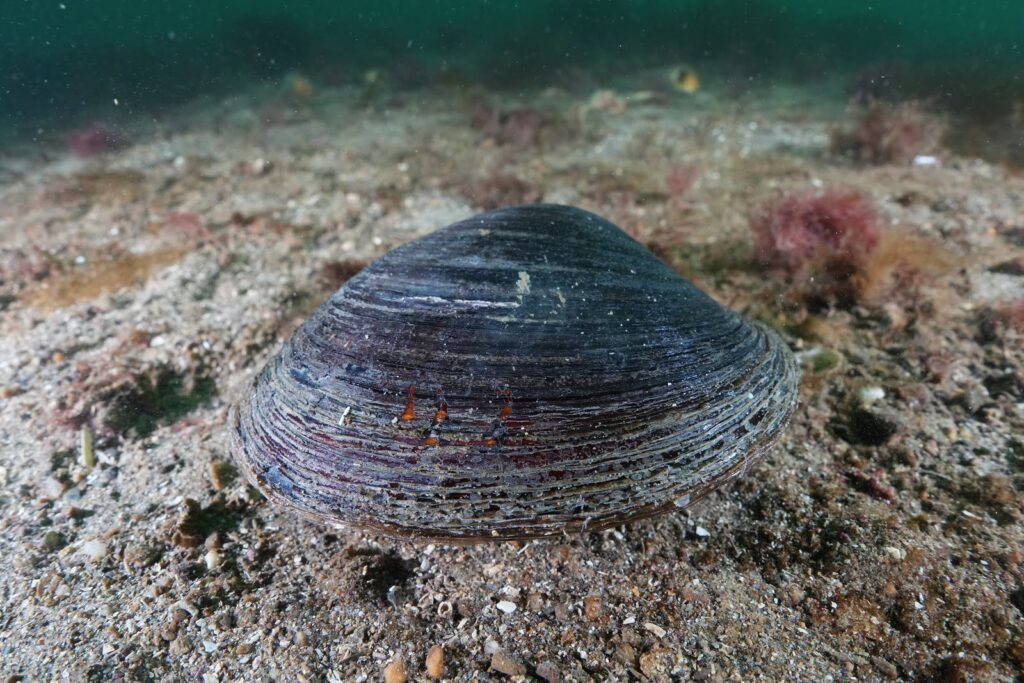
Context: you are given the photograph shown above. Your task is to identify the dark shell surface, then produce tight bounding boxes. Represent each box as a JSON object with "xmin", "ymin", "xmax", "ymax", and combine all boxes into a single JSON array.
[{"xmin": 231, "ymin": 204, "xmax": 800, "ymax": 541}]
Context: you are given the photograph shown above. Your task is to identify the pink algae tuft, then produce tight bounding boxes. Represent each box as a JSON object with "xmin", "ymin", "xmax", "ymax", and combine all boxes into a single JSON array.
[
  {"xmin": 752, "ymin": 188, "xmax": 956, "ymax": 309},
  {"xmin": 470, "ymin": 103, "xmax": 545, "ymax": 148},
  {"xmin": 751, "ymin": 187, "xmax": 881, "ymax": 276},
  {"xmin": 66, "ymin": 122, "xmax": 129, "ymax": 158}
]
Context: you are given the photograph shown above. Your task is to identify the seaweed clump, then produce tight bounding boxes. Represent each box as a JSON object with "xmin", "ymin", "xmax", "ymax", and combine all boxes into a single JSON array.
[
  {"xmin": 752, "ymin": 188, "xmax": 880, "ymax": 307},
  {"xmin": 470, "ymin": 103, "xmax": 546, "ymax": 147},
  {"xmin": 751, "ymin": 187, "xmax": 954, "ymax": 309},
  {"xmin": 978, "ymin": 300, "xmax": 1024, "ymax": 343},
  {"xmin": 465, "ymin": 173, "xmax": 542, "ymax": 210},
  {"xmin": 831, "ymin": 101, "xmax": 946, "ymax": 165},
  {"xmin": 66, "ymin": 122, "xmax": 130, "ymax": 158}
]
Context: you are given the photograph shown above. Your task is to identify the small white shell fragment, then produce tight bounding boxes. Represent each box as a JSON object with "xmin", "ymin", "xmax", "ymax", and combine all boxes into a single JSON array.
[
  {"xmin": 205, "ymin": 549, "xmax": 221, "ymax": 571},
  {"xmin": 495, "ymin": 600, "xmax": 517, "ymax": 614},
  {"xmin": 913, "ymin": 154, "xmax": 938, "ymax": 166},
  {"xmin": 81, "ymin": 539, "xmax": 108, "ymax": 561},
  {"xmin": 858, "ymin": 386, "xmax": 886, "ymax": 406}
]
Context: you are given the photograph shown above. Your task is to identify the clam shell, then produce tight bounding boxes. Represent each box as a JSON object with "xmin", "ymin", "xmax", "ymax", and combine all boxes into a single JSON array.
[{"xmin": 231, "ymin": 204, "xmax": 799, "ymax": 541}]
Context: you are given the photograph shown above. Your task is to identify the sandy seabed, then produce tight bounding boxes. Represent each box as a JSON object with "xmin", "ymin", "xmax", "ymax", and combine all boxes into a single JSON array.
[{"xmin": 1, "ymin": 72, "xmax": 1023, "ymax": 681}]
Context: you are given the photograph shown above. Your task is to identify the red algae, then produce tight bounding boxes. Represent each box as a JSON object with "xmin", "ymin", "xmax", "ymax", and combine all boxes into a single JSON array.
[
  {"xmin": 751, "ymin": 189, "xmax": 957, "ymax": 308},
  {"xmin": 465, "ymin": 173, "xmax": 542, "ymax": 210},
  {"xmin": 470, "ymin": 103, "xmax": 546, "ymax": 147},
  {"xmin": 665, "ymin": 164, "xmax": 700, "ymax": 211},
  {"xmin": 161, "ymin": 211, "xmax": 210, "ymax": 241},
  {"xmin": 751, "ymin": 187, "xmax": 880, "ymax": 276},
  {"xmin": 831, "ymin": 101, "xmax": 946, "ymax": 165},
  {"xmin": 996, "ymin": 299, "xmax": 1024, "ymax": 331},
  {"xmin": 666, "ymin": 164, "xmax": 699, "ymax": 195},
  {"xmin": 66, "ymin": 122, "xmax": 130, "ymax": 158}
]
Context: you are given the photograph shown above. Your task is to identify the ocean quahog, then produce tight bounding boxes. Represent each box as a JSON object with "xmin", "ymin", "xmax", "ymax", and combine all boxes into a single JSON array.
[{"xmin": 231, "ymin": 204, "xmax": 799, "ymax": 541}]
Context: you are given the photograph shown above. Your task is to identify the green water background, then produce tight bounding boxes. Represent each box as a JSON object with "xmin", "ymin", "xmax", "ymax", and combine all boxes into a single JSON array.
[{"xmin": 2, "ymin": 1, "xmax": 1022, "ymax": 126}]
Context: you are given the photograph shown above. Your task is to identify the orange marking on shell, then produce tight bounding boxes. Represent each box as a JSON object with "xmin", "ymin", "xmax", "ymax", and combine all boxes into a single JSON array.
[
  {"xmin": 400, "ymin": 384, "xmax": 415, "ymax": 421},
  {"xmin": 499, "ymin": 404, "xmax": 512, "ymax": 419},
  {"xmin": 434, "ymin": 398, "xmax": 448, "ymax": 422},
  {"xmin": 423, "ymin": 436, "xmax": 439, "ymax": 446}
]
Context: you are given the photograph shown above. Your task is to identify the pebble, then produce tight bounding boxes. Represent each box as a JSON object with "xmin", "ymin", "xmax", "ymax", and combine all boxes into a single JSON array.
[
  {"xmin": 694, "ymin": 525, "xmax": 710, "ymax": 538},
  {"xmin": 383, "ymin": 657, "xmax": 407, "ymax": 683},
  {"xmin": 160, "ymin": 610, "xmax": 189, "ymax": 643},
  {"xmin": 644, "ymin": 622, "xmax": 667, "ymax": 639},
  {"xmin": 204, "ymin": 549, "xmax": 222, "ymax": 571},
  {"xmin": 425, "ymin": 644, "xmax": 444, "ymax": 679},
  {"xmin": 798, "ymin": 347, "xmax": 841, "ymax": 374},
  {"xmin": 40, "ymin": 477, "xmax": 66, "ymax": 501},
  {"xmin": 247, "ymin": 158, "xmax": 272, "ymax": 176},
  {"xmin": 583, "ymin": 595, "xmax": 603, "ymax": 621},
  {"xmin": 495, "ymin": 600, "xmax": 517, "ymax": 614},
  {"xmin": 169, "ymin": 635, "xmax": 191, "ymax": 656},
  {"xmin": 42, "ymin": 530, "xmax": 66, "ymax": 551},
  {"xmin": 81, "ymin": 539, "xmax": 108, "ymax": 561},
  {"xmin": 882, "ymin": 546, "xmax": 906, "ymax": 561},
  {"xmin": 872, "ymin": 655, "xmax": 899, "ymax": 679},
  {"xmin": 490, "ymin": 649, "xmax": 526, "ymax": 676},
  {"xmin": 536, "ymin": 660, "xmax": 560, "ymax": 682}
]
